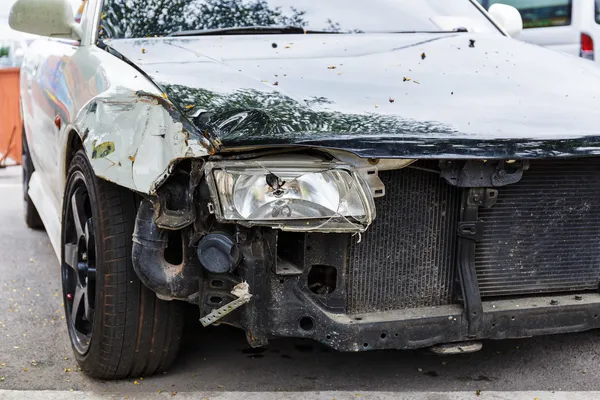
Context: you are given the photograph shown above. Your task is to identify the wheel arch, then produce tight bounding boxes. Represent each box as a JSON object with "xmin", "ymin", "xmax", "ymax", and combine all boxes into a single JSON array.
[
  {"xmin": 62, "ymin": 127, "xmax": 84, "ymax": 186},
  {"xmin": 59, "ymin": 127, "xmax": 85, "ymax": 210},
  {"xmin": 65, "ymin": 128, "xmax": 84, "ymax": 176}
]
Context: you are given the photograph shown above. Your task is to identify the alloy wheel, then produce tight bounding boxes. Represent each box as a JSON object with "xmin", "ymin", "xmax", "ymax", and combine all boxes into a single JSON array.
[{"xmin": 62, "ymin": 172, "xmax": 96, "ymax": 354}]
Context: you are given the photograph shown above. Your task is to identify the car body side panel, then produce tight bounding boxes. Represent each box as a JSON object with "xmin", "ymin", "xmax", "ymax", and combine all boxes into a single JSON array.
[{"xmin": 20, "ymin": 39, "xmax": 78, "ymax": 215}]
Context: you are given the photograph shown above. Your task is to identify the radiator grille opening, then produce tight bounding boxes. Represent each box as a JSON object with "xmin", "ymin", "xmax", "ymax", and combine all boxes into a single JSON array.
[
  {"xmin": 347, "ymin": 165, "xmax": 460, "ymax": 314},
  {"xmin": 475, "ymin": 158, "xmax": 600, "ymax": 297}
]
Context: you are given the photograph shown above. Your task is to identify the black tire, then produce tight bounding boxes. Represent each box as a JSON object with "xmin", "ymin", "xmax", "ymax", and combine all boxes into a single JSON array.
[
  {"xmin": 22, "ymin": 130, "xmax": 44, "ymax": 229},
  {"xmin": 61, "ymin": 150, "xmax": 184, "ymax": 379}
]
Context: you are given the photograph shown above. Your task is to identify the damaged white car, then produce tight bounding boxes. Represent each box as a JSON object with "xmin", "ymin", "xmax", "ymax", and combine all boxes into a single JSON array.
[{"xmin": 11, "ymin": 0, "xmax": 600, "ymax": 379}]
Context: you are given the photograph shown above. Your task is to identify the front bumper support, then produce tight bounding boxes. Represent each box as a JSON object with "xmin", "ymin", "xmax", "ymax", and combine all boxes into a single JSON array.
[{"xmin": 268, "ymin": 292, "xmax": 600, "ymax": 351}]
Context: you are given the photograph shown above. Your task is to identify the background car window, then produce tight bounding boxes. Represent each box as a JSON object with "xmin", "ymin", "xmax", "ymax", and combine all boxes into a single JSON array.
[
  {"xmin": 477, "ymin": 0, "xmax": 572, "ymax": 28},
  {"xmin": 99, "ymin": 0, "xmax": 500, "ymax": 39}
]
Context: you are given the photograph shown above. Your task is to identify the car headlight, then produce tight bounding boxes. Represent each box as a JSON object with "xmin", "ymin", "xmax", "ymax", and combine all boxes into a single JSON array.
[{"xmin": 204, "ymin": 159, "xmax": 375, "ymax": 232}]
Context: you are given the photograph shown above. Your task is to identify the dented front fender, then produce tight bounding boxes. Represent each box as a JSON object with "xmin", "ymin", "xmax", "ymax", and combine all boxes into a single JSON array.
[
  {"xmin": 75, "ymin": 90, "xmax": 213, "ymax": 194},
  {"xmin": 57, "ymin": 46, "xmax": 216, "ymax": 195}
]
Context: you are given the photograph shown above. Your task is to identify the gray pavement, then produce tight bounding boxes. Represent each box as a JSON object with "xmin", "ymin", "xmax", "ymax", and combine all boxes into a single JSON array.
[{"xmin": 1, "ymin": 166, "xmax": 600, "ymax": 397}]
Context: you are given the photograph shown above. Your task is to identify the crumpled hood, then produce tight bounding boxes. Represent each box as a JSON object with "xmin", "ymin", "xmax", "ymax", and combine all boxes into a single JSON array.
[{"xmin": 104, "ymin": 33, "xmax": 600, "ymax": 158}]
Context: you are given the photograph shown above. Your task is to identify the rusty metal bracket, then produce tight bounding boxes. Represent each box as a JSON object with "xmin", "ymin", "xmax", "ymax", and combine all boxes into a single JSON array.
[{"xmin": 200, "ymin": 282, "xmax": 253, "ymax": 327}]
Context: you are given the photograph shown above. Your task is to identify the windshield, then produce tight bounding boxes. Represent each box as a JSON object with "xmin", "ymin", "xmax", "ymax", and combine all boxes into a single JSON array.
[{"xmin": 98, "ymin": 0, "xmax": 500, "ymax": 39}]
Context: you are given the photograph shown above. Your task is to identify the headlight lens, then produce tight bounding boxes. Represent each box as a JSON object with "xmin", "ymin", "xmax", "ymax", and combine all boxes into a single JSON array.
[{"xmin": 208, "ymin": 161, "xmax": 375, "ymax": 231}]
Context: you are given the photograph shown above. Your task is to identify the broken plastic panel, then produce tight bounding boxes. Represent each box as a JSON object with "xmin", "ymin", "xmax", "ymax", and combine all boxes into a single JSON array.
[{"xmin": 205, "ymin": 159, "xmax": 375, "ymax": 232}]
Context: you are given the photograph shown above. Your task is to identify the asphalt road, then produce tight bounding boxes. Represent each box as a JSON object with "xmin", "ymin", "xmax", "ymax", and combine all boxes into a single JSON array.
[{"xmin": 1, "ymin": 165, "xmax": 600, "ymax": 397}]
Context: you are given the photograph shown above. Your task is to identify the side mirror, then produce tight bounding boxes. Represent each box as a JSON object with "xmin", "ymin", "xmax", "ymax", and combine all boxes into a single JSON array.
[
  {"xmin": 488, "ymin": 3, "xmax": 523, "ymax": 38},
  {"xmin": 9, "ymin": 0, "xmax": 82, "ymax": 40}
]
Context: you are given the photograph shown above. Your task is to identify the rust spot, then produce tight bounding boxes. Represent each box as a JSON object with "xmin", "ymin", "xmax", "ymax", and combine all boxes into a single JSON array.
[
  {"xmin": 273, "ymin": 81, "xmax": 279, "ymax": 86},
  {"xmin": 327, "ymin": 65, "xmax": 337, "ymax": 69},
  {"xmin": 421, "ymin": 52, "xmax": 426, "ymax": 60},
  {"xmin": 389, "ymin": 97, "xmax": 395, "ymax": 103},
  {"xmin": 403, "ymin": 77, "xmax": 411, "ymax": 82},
  {"xmin": 142, "ymin": 48, "xmax": 147, "ymax": 54}
]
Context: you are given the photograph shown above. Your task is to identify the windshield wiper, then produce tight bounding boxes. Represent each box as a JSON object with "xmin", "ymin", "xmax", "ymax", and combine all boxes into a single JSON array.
[{"xmin": 168, "ymin": 26, "xmax": 341, "ymax": 37}]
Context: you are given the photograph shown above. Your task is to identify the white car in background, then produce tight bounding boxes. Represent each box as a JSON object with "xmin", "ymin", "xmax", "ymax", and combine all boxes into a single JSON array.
[{"xmin": 478, "ymin": 0, "xmax": 600, "ymax": 60}]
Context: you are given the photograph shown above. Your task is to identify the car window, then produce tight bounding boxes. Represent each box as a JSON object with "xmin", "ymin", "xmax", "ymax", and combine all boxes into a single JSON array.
[
  {"xmin": 477, "ymin": 0, "xmax": 572, "ymax": 28},
  {"xmin": 596, "ymin": 0, "xmax": 600, "ymax": 24},
  {"xmin": 98, "ymin": 0, "xmax": 500, "ymax": 39}
]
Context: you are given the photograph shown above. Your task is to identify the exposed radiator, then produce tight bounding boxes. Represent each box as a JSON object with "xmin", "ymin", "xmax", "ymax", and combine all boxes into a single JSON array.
[
  {"xmin": 475, "ymin": 158, "xmax": 600, "ymax": 297},
  {"xmin": 346, "ymin": 166, "xmax": 460, "ymax": 314}
]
